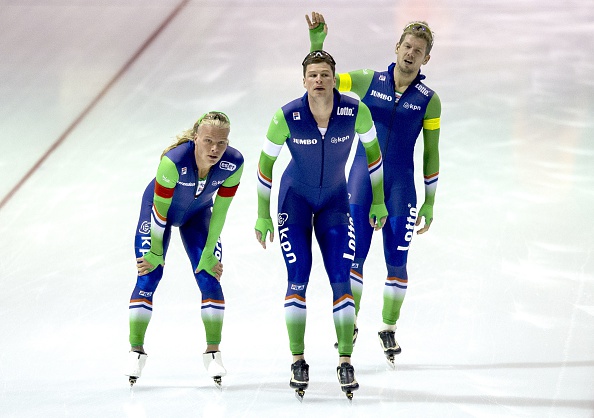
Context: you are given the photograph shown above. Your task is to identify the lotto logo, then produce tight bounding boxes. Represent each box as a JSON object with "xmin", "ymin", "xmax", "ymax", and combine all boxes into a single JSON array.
[
  {"xmin": 291, "ymin": 284, "xmax": 305, "ymax": 291},
  {"xmin": 398, "ymin": 205, "xmax": 418, "ymax": 251}
]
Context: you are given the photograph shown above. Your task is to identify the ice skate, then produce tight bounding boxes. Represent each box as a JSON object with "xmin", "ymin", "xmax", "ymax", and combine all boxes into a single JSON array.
[
  {"xmin": 334, "ymin": 326, "xmax": 358, "ymax": 349},
  {"xmin": 378, "ymin": 330, "xmax": 401, "ymax": 369},
  {"xmin": 203, "ymin": 351, "xmax": 227, "ymax": 389},
  {"xmin": 125, "ymin": 351, "xmax": 148, "ymax": 386},
  {"xmin": 289, "ymin": 359, "xmax": 309, "ymax": 402},
  {"xmin": 336, "ymin": 362, "xmax": 359, "ymax": 401}
]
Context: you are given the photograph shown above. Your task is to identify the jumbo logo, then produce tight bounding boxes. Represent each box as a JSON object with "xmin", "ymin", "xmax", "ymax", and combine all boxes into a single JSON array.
[
  {"xmin": 219, "ymin": 161, "xmax": 236, "ymax": 171},
  {"xmin": 293, "ymin": 138, "xmax": 318, "ymax": 145},
  {"xmin": 370, "ymin": 89, "xmax": 393, "ymax": 102}
]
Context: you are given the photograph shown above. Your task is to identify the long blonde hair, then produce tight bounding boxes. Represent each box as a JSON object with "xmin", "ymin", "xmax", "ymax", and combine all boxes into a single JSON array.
[{"xmin": 161, "ymin": 111, "xmax": 231, "ymax": 158}]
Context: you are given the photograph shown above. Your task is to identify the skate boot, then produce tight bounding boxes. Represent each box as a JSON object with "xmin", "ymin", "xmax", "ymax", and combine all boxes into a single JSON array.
[
  {"xmin": 334, "ymin": 326, "xmax": 358, "ymax": 349},
  {"xmin": 125, "ymin": 351, "xmax": 147, "ymax": 386},
  {"xmin": 289, "ymin": 359, "xmax": 309, "ymax": 401},
  {"xmin": 378, "ymin": 330, "xmax": 401, "ymax": 368},
  {"xmin": 203, "ymin": 351, "xmax": 227, "ymax": 389},
  {"xmin": 336, "ymin": 362, "xmax": 359, "ymax": 400}
]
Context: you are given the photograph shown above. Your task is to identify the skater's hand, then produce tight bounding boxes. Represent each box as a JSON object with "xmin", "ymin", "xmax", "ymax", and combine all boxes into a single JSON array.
[
  {"xmin": 196, "ymin": 252, "xmax": 223, "ymax": 281},
  {"xmin": 255, "ymin": 218, "xmax": 274, "ymax": 249},
  {"xmin": 305, "ymin": 12, "xmax": 327, "ymax": 50},
  {"xmin": 369, "ymin": 203, "xmax": 388, "ymax": 231},
  {"xmin": 416, "ymin": 202, "xmax": 433, "ymax": 234},
  {"xmin": 136, "ymin": 251, "xmax": 162, "ymax": 276},
  {"xmin": 305, "ymin": 12, "xmax": 327, "ymax": 31}
]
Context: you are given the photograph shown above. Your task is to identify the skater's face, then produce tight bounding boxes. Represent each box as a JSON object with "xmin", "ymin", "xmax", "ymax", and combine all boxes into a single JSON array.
[
  {"xmin": 303, "ymin": 62, "xmax": 335, "ymax": 98},
  {"xmin": 395, "ymin": 34, "xmax": 431, "ymax": 75},
  {"xmin": 194, "ymin": 124, "xmax": 229, "ymax": 172}
]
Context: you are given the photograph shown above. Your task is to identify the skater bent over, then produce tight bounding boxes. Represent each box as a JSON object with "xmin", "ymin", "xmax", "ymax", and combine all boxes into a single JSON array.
[
  {"xmin": 306, "ymin": 13, "xmax": 442, "ymax": 367},
  {"xmin": 126, "ymin": 111, "xmax": 244, "ymax": 387},
  {"xmin": 254, "ymin": 50, "xmax": 388, "ymax": 400}
]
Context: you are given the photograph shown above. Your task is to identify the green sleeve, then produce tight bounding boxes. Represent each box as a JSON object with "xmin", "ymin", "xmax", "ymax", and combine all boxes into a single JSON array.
[
  {"xmin": 197, "ymin": 163, "xmax": 244, "ymax": 276},
  {"xmin": 257, "ymin": 110, "xmax": 290, "ymax": 219},
  {"xmin": 204, "ymin": 163, "xmax": 244, "ymax": 253},
  {"xmin": 355, "ymin": 102, "xmax": 385, "ymax": 206},
  {"xmin": 146, "ymin": 156, "xmax": 179, "ymax": 266},
  {"xmin": 309, "ymin": 24, "xmax": 326, "ymax": 51},
  {"xmin": 422, "ymin": 93, "xmax": 441, "ymax": 205},
  {"xmin": 354, "ymin": 100, "xmax": 374, "ymax": 134},
  {"xmin": 336, "ymin": 70, "xmax": 375, "ymax": 99}
]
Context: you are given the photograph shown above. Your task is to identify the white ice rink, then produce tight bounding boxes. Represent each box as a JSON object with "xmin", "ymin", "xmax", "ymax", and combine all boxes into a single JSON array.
[{"xmin": 1, "ymin": 0, "xmax": 593, "ymax": 417}]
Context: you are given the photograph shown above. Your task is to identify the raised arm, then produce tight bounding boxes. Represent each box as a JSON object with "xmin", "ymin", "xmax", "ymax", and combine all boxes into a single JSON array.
[
  {"xmin": 305, "ymin": 12, "xmax": 327, "ymax": 51},
  {"xmin": 305, "ymin": 12, "xmax": 374, "ymax": 98}
]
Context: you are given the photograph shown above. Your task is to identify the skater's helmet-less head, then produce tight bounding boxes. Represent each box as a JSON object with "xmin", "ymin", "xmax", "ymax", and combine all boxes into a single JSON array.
[
  {"xmin": 161, "ymin": 111, "xmax": 231, "ymax": 158},
  {"xmin": 301, "ymin": 50, "xmax": 336, "ymax": 76},
  {"xmin": 398, "ymin": 21, "xmax": 434, "ymax": 56}
]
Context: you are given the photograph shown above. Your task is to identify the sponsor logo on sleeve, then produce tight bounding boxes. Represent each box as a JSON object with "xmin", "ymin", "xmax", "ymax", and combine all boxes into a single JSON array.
[
  {"xmin": 219, "ymin": 161, "xmax": 236, "ymax": 171},
  {"xmin": 293, "ymin": 112, "xmax": 301, "ymax": 120}
]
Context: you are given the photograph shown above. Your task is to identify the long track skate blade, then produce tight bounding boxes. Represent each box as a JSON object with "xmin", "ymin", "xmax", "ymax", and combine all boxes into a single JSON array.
[
  {"xmin": 346, "ymin": 391, "xmax": 354, "ymax": 402},
  {"xmin": 294, "ymin": 388, "xmax": 305, "ymax": 402},
  {"xmin": 385, "ymin": 355, "xmax": 396, "ymax": 369}
]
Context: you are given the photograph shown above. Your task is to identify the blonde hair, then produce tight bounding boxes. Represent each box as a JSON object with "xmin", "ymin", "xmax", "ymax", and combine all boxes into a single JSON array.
[
  {"xmin": 161, "ymin": 111, "xmax": 231, "ymax": 158},
  {"xmin": 399, "ymin": 21, "xmax": 434, "ymax": 55}
]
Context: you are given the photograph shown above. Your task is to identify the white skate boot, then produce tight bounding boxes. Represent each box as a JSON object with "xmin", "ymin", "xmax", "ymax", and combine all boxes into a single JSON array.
[
  {"xmin": 203, "ymin": 351, "xmax": 227, "ymax": 388},
  {"xmin": 126, "ymin": 351, "xmax": 147, "ymax": 386}
]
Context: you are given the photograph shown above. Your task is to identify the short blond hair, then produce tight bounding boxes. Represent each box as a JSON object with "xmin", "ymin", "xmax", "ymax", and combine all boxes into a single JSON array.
[{"xmin": 398, "ymin": 21, "xmax": 434, "ymax": 55}]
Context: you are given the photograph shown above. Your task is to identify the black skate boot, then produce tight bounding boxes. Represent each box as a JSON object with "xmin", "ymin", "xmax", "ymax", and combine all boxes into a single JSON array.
[
  {"xmin": 334, "ymin": 326, "xmax": 358, "ymax": 349},
  {"xmin": 378, "ymin": 330, "xmax": 401, "ymax": 368},
  {"xmin": 290, "ymin": 359, "xmax": 309, "ymax": 401},
  {"xmin": 336, "ymin": 362, "xmax": 359, "ymax": 400}
]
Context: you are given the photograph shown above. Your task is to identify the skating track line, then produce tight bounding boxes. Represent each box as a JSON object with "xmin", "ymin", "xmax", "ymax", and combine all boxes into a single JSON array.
[{"xmin": 0, "ymin": 0, "xmax": 191, "ymax": 212}]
